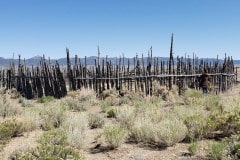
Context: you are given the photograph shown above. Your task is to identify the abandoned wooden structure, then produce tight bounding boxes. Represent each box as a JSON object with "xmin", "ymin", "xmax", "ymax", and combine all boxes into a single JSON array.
[{"xmin": 0, "ymin": 35, "xmax": 237, "ymax": 99}]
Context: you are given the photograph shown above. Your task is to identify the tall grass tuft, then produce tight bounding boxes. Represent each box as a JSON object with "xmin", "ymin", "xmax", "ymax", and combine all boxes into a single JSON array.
[
  {"xmin": 38, "ymin": 104, "xmax": 66, "ymax": 130},
  {"xmin": 116, "ymin": 106, "xmax": 136, "ymax": 129},
  {"xmin": 61, "ymin": 113, "xmax": 88, "ymax": 149},
  {"xmin": 207, "ymin": 142, "xmax": 225, "ymax": 160},
  {"xmin": 103, "ymin": 124, "xmax": 127, "ymax": 149},
  {"xmin": 0, "ymin": 95, "xmax": 21, "ymax": 118}
]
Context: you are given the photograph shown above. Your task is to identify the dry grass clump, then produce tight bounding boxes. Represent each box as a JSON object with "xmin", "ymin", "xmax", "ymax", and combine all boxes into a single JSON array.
[
  {"xmin": 130, "ymin": 115, "xmax": 187, "ymax": 147},
  {"xmin": 155, "ymin": 117, "xmax": 187, "ymax": 147},
  {"xmin": 61, "ymin": 113, "xmax": 88, "ymax": 149},
  {"xmin": 17, "ymin": 108, "xmax": 41, "ymax": 131},
  {"xmin": 183, "ymin": 89, "xmax": 204, "ymax": 106},
  {"xmin": 116, "ymin": 106, "xmax": 136, "ymax": 129},
  {"xmin": 77, "ymin": 88, "xmax": 97, "ymax": 104},
  {"xmin": 0, "ymin": 94, "xmax": 21, "ymax": 118},
  {"xmin": 38, "ymin": 104, "xmax": 66, "ymax": 130},
  {"xmin": 184, "ymin": 114, "xmax": 207, "ymax": 140},
  {"xmin": 207, "ymin": 141, "xmax": 225, "ymax": 160},
  {"xmin": 62, "ymin": 96, "xmax": 88, "ymax": 112},
  {"xmin": 100, "ymin": 89, "xmax": 118, "ymax": 100},
  {"xmin": 62, "ymin": 89, "xmax": 97, "ymax": 112},
  {"xmin": 10, "ymin": 129, "xmax": 83, "ymax": 160},
  {"xmin": 18, "ymin": 97, "xmax": 35, "ymax": 108},
  {"xmin": 0, "ymin": 118, "xmax": 25, "ymax": 147},
  {"xmin": 123, "ymin": 101, "xmax": 187, "ymax": 147},
  {"xmin": 88, "ymin": 113, "xmax": 105, "ymax": 129},
  {"xmin": 103, "ymin": 123, "xmax": 127, "ymax": 149}
]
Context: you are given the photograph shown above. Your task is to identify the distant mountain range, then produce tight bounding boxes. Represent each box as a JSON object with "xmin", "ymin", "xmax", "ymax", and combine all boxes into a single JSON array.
[{"xmin": 0, "ymin": 56, "xmax": 240, "ymax": 67}]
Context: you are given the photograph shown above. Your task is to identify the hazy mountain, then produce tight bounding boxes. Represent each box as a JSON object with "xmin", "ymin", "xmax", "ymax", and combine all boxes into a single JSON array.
[{"xmin": 0, "ymin": 56, "xmax": 240, "ymax": 67}]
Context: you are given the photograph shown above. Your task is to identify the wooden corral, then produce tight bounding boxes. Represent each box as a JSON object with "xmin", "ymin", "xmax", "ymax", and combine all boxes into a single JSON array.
[{"xmin": 0, "ymin": 35, "xmax": 237, "ymax": 99}]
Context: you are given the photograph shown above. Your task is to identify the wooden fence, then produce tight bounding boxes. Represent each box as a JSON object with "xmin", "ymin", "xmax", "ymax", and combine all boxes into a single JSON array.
[{"xmin": 0, "ymin": 35, "xmax": 237, "ymax": 99}]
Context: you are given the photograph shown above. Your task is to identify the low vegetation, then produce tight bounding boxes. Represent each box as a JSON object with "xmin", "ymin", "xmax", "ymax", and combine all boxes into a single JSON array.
[
  {"xmin": 0, "ymin": 85, "xmax": 240, "ymax": 159},
  {"xmin": 10, "ymin": 130, "xmax": 83, "ymax": 160}
]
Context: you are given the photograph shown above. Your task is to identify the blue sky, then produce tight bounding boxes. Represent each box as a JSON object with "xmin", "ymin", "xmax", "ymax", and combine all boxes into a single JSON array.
[{"xmin": 0, "ymin": 0, "xmax": 239, "ymax": 60}]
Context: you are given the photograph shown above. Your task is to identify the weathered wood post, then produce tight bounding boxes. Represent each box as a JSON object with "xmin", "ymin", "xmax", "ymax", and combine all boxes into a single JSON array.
[{"xmin": 169, "ymin": 33, "xmax": 174, "ymax": 90}]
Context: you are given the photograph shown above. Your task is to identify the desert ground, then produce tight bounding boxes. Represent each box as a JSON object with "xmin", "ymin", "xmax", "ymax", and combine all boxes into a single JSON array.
[{"xmin": 0, "ymin": 80, "xmax": 240, "ymax": 160}]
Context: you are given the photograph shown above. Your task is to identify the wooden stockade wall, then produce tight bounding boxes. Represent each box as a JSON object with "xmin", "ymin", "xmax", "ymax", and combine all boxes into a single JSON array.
[
  {"xmin": 69, "ymin": 52, "xmax": 236, "ymax": 97},
  {"xmin": 0, "ymin": 36, "xmax": 237, "ymax": 99},
  {"xmin": 0, "ymin": 55, "xmax": 67, "ymax": 99}
]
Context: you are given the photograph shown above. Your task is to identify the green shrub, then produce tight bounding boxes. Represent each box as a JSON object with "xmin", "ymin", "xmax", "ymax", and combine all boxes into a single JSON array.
[
  {"xmin": 61, "ymin": 113, "xmax": 88, "ymax": 149},
  {"xmin": 183, "ymin": 89, "xmax": 203, "ymax": 105},
  {"xmin": 103, "ymin": 124, "xmax": 127, "ymax": 149},
  {"xmin": 37, "ymin": 96, "xmax": 54, "ymax": 103},
  {"xmin": 129, "ymin": 119, "xmax": 155, "ymax": 143},
  {"xmin": 184, "ymin": 115, "xmax": 206, "ymax": 140},
  {"xmin": 118, "ymin": 96, "xmax": 130, "ymax": 105},
  {"xmin": 10, "ymin": 130, "xmax": 83, "ymax": 160},
  {"xmin": 188, "ymin": 140, "xmax": 198, "ymax": 156},
  {"xmin": 107, "ymin": 109, "xmax": 116, "ymax": 118},
  {"xmin": 207, "ymin": 142, "xmax": 225, "ymax": 160},
  {"xmin": 155, "ymin": 117, "xmax": 187, "ymax": 147},
  {"xmin": 63, "ymin": 97, "xmax": 91, "ymax": 112},
  {"xmin": 0, "ymin": 95, "xmax": 21, "ymax": 118},
  {"xmin": 116, "ymin": 106, "xmax": 136, "ymax": 129},
  {"xmin": 18, "ymin": 97, "xmax": 35, "ymax": 108},
  {"xmin": 204, "ymin": 95, "xmax": 221, "ymax": 112},
  {"xmin": 205, "ymin": 111, "xmax": 240, "ymax": 137},
  {"xmin": 0, "ymin": 118, "xmax": 25, "ymax": 145},
  {"xmin": 130, "ymin": 116, "xmax": 187, "ymax": 147},
  {"xmin": 226, "ymin": 135, "xmax": 240, "ymax": 159},
  {"xmin": 78, "ymin": 91, "xmax": 96, "ymax": 103},
  {"xmin": 88, "ymin": 113, "xmax": 104, "ymax": 129},
  {"xmin": 100, "ymin": 101, "xmax": 111, "ymax": 112},
  {"xmin": 39, "ymin": 104, "xmax": 66, "ymax": 130}
]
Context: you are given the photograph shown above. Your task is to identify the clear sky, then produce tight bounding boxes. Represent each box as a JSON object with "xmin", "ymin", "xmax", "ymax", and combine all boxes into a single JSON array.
[{"xmin": 0, "ymin": 0, "xmax": 239, "ymax": 60}]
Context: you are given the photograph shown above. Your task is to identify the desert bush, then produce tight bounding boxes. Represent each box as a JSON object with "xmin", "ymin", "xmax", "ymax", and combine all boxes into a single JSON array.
[
  {"xmin": 107, "ymin": 109, "xmax": 116, "ymax": 118},
  {"xmin": 130, "ymin": 115, "xmax": 187, "ymax": 147},
  {"xmin": 0, "ymin": 118, "xmax": 25, "ymax": 145},
  {"xmin": 78, "ymin": 89, "xmax": 97, "ymax": 105},
  {"xmin": 10, "ymin": 130, "xmax": 83, "ymax": 160},
  {"xmin": 155, "ymin": 117, "xmax": 187, "ymax": 147},
  {"xmin": 204, "ymin": 95, "xmax": 221, "ymax": 112},
  {"xmin": 207, "ymin": 142, "xmax": 225, "ymax": 160},
  {"xmin": 205, "ymin": 111, "xmax": 240, "ymax": 137},
  {"xmin": 61, "ymin": 113, "xmax": 88, "ymax": 149},
  {"xmin": 63, "ymin": 96, "xmax": 91, "ymax": 112},
  {"xmin": 18, "ymin": 108, "xmax": 41, "ymax": 131},
  {"xmin": 39, "ymin": 104, "xmax": 66, "ymax": 130},
  {"xmin": 116, "ymin": 106, "xmax": 136, "ymax": 129},
  {"xmin": 225, "ymin": 135, "xmax": 240, "ymax": 159},
  {"xmin": 37, "ymin": 96, "xmax": 54, "ymax": 103},
  {"xmin": 128, "ymin": 104, "xmax": 164, "ymax": 144},
  {"xmin": 118, "ymin": 96, "xmax": 131, "ymax": 105},
  {"xmin": 88, "ymin": 113, "xmax": 105, "ymax": 129},
  {"xmin": 18, "ymin": 97, "xmax": 35, "ymax": 108},
  {"xmin": 129, "ymin": 119, "xmax": 155, "ymax": 143},
  {"xmin": 100, "ymin": 101, "xmax": 111, "ymax": 112},
  {"xmin": 0, "ymin": 95, "xmax": 21, "ymax": 118},
  {"xmin": 134, "ymin": 103, "xmax": 163, "ymax": 123},
  {"xmin": 62, "ymin": 89, "xmax": 96, "ymax": 112},
  {"xmin": 183, "ymin": 89, "xmax": 204, "ymax": 106},
  {"xmin": 100, "ymin": 89, "xmax": 118, "ymax": 100},
  {"xmin": 184, "ymin": 114, "xmax": 207, "ymax": 140},
  {"xmin": 103, "ymin": 124, "xmax": 127, "ymax": 149}
]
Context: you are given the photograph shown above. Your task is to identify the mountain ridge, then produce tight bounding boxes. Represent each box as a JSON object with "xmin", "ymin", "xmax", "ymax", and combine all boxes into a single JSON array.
[{"xmin": 0, "ymin": 56, "xmax": 240, "ymax": 67}]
